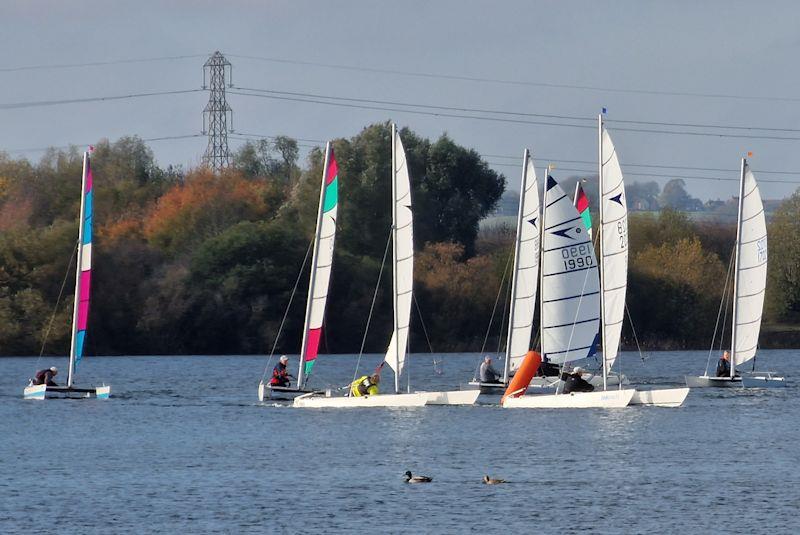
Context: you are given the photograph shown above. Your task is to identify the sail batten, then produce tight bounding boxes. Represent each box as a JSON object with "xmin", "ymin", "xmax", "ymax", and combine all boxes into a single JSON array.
[{"xmin": 297, "ymin": 144, "xmax": 339, "ymax": 386}]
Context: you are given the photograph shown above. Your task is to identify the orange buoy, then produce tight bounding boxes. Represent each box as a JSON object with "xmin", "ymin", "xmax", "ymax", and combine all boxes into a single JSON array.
[{"xmin": 501, "ymin": 351, "xmax": 541, "ymax": 405}]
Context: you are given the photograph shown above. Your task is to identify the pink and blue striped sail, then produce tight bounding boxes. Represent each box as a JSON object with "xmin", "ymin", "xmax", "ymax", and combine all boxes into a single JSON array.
[
  {"xmin": 73, "ymin": 152, "xmax": 94, "ymax": 368},
  {"xmin": 301, "ymin": 149, "xmax": 338, "ymax": 378}
]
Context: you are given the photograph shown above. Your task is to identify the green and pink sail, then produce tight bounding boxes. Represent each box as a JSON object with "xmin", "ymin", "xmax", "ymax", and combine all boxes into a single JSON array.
[
  {"xmin": 297, "ymin": 144, "xmax": 339, "ymax": 386},
  {"xmin": 574, "ymin": 182, "xmax": 592, "ymax": 238}
]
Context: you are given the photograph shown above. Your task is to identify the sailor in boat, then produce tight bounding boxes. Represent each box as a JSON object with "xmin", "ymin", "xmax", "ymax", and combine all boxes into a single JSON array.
[
  {"xmin": 536, "ymin": 355, "xmax": 561, "ymax": 377},
  {"xmin": 716, "ymin": 351, "xmax": 733, "ymax": 378},
  {"xmin": 269, "ymin": 356, "xmax": 292, "ymax": 388},
  {"xmin": 350, "ymin": 373, "xmax": 380, "ymax": 397},
  {"xmin": 474, "ymin": 356, "xmax": 502, "ymax": 384},
  {"xmin": 31, "ymin": 367, "xmax": 59, "ymax": 387},
  {"xmin": 562, "ymin": 367, "xmax": 594, "ymax": 394}
]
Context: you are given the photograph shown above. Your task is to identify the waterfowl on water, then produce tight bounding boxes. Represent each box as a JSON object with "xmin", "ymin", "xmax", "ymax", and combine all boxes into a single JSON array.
[
  {"xmin": 404, "ymin": 470, "xmax": 432, "ymax": 483},
  {"xmin": 483, "ymin": 475, "xmax": 507, "ymax": 485}
]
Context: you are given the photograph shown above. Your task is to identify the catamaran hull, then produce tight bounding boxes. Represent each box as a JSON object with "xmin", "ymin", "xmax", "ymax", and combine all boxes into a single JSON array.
[
  {"xmin": 258, "ymin": 382, "xmax": 314, "ymax": 401},
  {"xmin": 23, "ymin": 384, "xmax": 110, "ymax": 400},
  {"xmin": 293, "ymin": 392, "xmax": 427, "ymax": 408},
  {"xmin": 421, "ymin": 390, "xmax": 481, "ymax": 405},
  {"xmin": 684, "ymin": 375, "xmax": 742, "ymax": 388},
  {"xmin": 741, "ymin": 374, "xmax": 786, "ymax": 388},
  {"xmin": 502, "ymin": 388, "xmax": 635, "ymax": 409},
  {"xmin": 630, "ymin": 387, "xmax": 690, "ymax": 407}
]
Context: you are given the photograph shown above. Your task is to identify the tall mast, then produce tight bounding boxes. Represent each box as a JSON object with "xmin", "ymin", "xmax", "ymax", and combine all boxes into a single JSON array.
[
  {"xmin": 539, "ymin": 164, "xmax": 550, "ymax": 361},
  {"xmin": 503, "ymin": 149, "xmax": 530, "ymax": 384},
  {"xmin": 730, "ymin": 157, "xmax": 746, "ymax": 378},
  {"xmin": 391, "ymin": 123, "xmax": 400, "ymax": 394},
  {"xmin": 598, "ymin": 113, "xmax": 608, "ymax": 391},
  {"xmin": 297, "ymin": 142, "xmax": 332, "ymax": 389},
  {"xmin": 67, "ymin": 151, "xmax": 89, "ymax": 388}
]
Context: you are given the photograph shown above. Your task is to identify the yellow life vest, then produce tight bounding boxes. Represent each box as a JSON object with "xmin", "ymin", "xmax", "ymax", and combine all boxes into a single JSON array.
[{"xmin": 350, "ymin": 375, "xmax": 379, "ymax": 397}]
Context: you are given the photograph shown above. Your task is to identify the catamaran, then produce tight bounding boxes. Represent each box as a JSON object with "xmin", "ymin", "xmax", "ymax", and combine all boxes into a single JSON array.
[
  {"xmin": 503, "ymin": 170, "xmax": 635, "ymax": 409},
  {"xmin": 24, "ymin": 149, "xmax": 110, "ymax": 400},
  {"xmin": 685, "ymin": 158, "xmax": 784, "ymax": 389},
  {"xmin": 596, "ymin": 116, "xmax": 688, "ymax": 407},
  {"xmin": 295, "ymin": 125, "xmax": 441, "ymax": 407},
  {"xmin": 259, "ymin": 142, "xmax": 339, "ymax": 401}
]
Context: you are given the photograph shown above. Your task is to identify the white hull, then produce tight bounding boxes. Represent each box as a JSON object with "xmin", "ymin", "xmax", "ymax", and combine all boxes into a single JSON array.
[
  {"xmin": 258, "ymin": 381, "xmax": 314, "ymax": 401},
  {"xmin": 293, "ymin": 392, "xmax": 427, "ymax": 408},
  {"xmin": 684, "ymin": 375, "xmax": 742, "ymax": 388},
  {"xmin": 421, "ymin": 390, "xmax": 481, "ymax": 405},
  {"xmin": 742, "ymin": 372, "xmax": 786, "ymax": 389},
  {"xmin": 630, "ymin": 387, "xmax": 690, "ymax": 407},
  {"xmin": 24, "ymin": 384, "xmax": 110, "ymax": 400},
  {"xmin": 502, "ymin": 388, "xmax": 635, "ymax": 409}
]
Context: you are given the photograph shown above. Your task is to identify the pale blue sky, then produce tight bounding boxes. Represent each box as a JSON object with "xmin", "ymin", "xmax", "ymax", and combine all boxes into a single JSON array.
[{"xmin": 3, "ymin": 0, "xmax": 800, "ymax": 200}]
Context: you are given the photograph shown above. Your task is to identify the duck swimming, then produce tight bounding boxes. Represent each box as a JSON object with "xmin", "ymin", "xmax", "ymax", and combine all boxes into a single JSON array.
[
  {"xmin": 483, "ymin": 475, "xmax": 507, "ymax": 485},
  {"xmin": 404, "ymin": 471, "xmax": 432, "ymax": 483}
]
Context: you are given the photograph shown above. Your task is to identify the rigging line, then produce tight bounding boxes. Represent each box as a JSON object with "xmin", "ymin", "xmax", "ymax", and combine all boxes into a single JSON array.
[
  {"xmin": 0, "ymin": 54, "xmax": 207, "ymax": 73},
  {"xmin": 623, "ymin": 301, "xmax": 648, "ymax": 363},
  {"xmin": 237, "ymin": 86, "xmax": 800, "ymax": 133},
  {"xmin": 495, "ymin": 261, "xmax": 513, "ymax": 355},
  {"xmin": 412, "ymin": 293, "xmax": 435, "ymax": 353},
  {"xmin": 704, "ymin": 245, "xmax": 736, "ymax": 376},
  {"xmin": 225, "ymin": 53, "xmax": 800, "ymax": 103},
  {"xmin": 34, "ymin": 245, "xmax": 78, "ymax": 370},
  {"xmin": 0, "ymin": 89, "xmax": 203, "ymax": 110},
  {"xmin": 260, "ymin": 240, "xmax": 314, "ymax": 383},
  {"xmin": 480, "ymin": 250, "xmax": 513, "ymax": 354},
  {"xmin": 353, "ymin": 228, "xmax": 393, "ymax": 384}
]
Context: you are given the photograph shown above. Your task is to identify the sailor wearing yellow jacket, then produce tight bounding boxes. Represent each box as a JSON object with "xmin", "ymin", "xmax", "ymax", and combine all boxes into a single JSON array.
[{"xmin": 350, "ymin": 374, "xmax": 380, "ymax": 396}]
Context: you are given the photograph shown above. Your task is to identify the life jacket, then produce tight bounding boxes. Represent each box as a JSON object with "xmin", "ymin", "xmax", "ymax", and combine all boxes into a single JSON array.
[
  {"xmin": 34, "ymin": 369, "xmax": 53, "ymax": 385},
  {"xmin": 350, "ymin": 375, "xmax": 378, "ymax": 397},
  {"xmin": 270, "ymin": 363, "xmax": 290, "ymax": 386}
]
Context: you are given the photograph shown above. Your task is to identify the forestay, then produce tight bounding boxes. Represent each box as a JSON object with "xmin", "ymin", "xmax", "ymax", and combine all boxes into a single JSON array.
[
  {"xmin": 600, "ymin": 128, "xmax": 628, "ymax": 372},
  {"xmin": 506, "ymin": 152, "xmax": 541, "ymax": 375},
  {"xmin": 732, "ymin": 162, "xmax": 767, "ymax": 368},
  {"xmin": 297, "ymin": 144, "xmax": 339, "ymax": 386},
  {"xmin": 541, "ymin": 176, "xmax": 601, "ymax": 364},
  {"xmin": 385, "ymin": 128, "xmax": 414, "ymax": 388}
]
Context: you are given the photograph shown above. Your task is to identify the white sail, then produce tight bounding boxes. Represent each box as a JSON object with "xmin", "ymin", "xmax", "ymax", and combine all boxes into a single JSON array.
[
  {"xmin": 297, "ymin": 143, "xmax": 339, "ymax": 387},
  {"xmin": 540, "ymin": 175, "xmax": 601, "ymax": 364},
  {"xmin": 600, "ymin": 127, "xmax": 628, "ymax": 372},
  {"xmin": 505, "ymin": 152, "xmax": 541, "ymax": 376},
  {"xmin": 385, "ymin": 126, "xmax": 414, "ymax": 390},
  {"xmin": 732, "ymin": 162, "xmax": 767, "ymax": 368}
]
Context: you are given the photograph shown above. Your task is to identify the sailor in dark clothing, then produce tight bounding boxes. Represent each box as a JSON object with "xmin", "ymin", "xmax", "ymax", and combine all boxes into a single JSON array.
[
  {"xmin": 537, "ymin": 355, "xmax": 561, "ymax": 377},
  {"xmin": 562, "ymin": 366, "xmax": 594, "ymax": 394},
  {"xmin": 269, "ymin": 355, "xmax": 292, "ymax": 387},
  {"xmin": 716, "ymin": 350, "xmax": 732, "ymax": 377},
  {"xmin": 33, "ymin": 367, "xmax": 59, "ymax": 386}
]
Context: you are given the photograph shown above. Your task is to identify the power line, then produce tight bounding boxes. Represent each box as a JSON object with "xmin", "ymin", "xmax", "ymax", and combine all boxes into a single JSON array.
[
  {"xmin": 2, "ymin": 134, "xmax": 204, "ymax": 154},
  {"xmin": 0, "ymin": 54, "xmax": 206, "ymax": 73},
  {"xmin": 226, "ymin": 52, "xmax": 800, "ymax": 104},
  {"xmin": 231, "ymin": 88, "xmax": 800, "ymax": 142},
  {"xmin": 0, "ymin": 89, "xmax": 202, "ymax": 111}
]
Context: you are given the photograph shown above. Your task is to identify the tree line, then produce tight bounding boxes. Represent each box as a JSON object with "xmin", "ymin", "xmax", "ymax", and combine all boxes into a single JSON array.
[{"xmin": 0, "ymin": 121, "xmax": 798, "ymax": 356}]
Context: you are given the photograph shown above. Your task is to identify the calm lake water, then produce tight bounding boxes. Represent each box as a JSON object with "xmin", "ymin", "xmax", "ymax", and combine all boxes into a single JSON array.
[{"xmin": 2, "ymin": 350, "xmax": 798, "ymax": 534}]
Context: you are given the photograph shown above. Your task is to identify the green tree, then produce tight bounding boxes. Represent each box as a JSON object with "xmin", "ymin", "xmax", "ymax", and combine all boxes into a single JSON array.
[{"xmin": 765, "ymin": 190, "xmax": 800, "ymax": 321}]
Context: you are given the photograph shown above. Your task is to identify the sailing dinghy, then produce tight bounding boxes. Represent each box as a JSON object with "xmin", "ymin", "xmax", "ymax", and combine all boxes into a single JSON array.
[
  {"xmin": 24, "ymin": 149, "xmax": 110, "ymax": 400},
  {"xmin": 503, "ymin": 173, "xmax": 635, "ymax": 409},
  {"xmin": 295, "ymin": 125, "xmax": 436, "ymax": 407},
  {"xmin": 685, "ymin": 158, "xmax": 784, "ymax": 389},
  {"xmin": 596, "ymin": 117, "xmax": 689, "ymax": 407},
  {"xmin": 259, "ymin": 142, "xmax": 339, "ymax": 401}
]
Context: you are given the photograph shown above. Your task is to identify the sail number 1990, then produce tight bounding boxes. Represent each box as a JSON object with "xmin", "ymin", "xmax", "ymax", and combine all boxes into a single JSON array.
[{"xmin": 562, "ymin": 244, "xmax": 593, "ymax": 270}]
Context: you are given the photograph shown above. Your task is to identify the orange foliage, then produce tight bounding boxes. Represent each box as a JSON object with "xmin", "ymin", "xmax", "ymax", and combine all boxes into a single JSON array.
[{"xmin": 143, "ymin": 169, "xmax": 275, "ymax": 254}]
